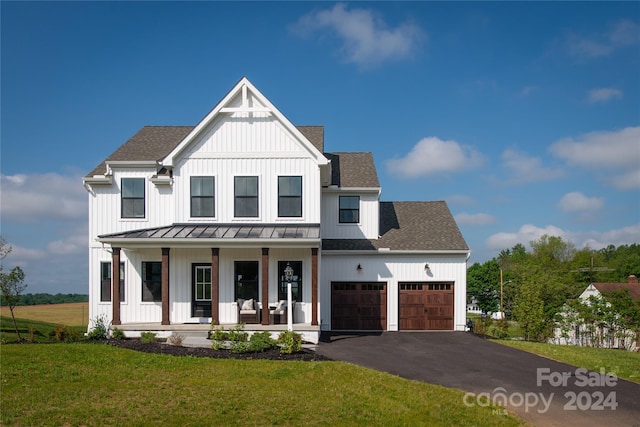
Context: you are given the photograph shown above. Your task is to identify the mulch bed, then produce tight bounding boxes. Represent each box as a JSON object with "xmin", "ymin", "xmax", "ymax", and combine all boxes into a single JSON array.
[{"xmin": 106, "ymin": 338, "xmax": 330, "ymax": 361}]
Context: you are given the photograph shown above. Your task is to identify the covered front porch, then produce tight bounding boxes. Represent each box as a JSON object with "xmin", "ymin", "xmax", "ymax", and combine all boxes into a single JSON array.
[{"xmin": 96, "ymin": 223, "xmax": 321, "ymax": 331}]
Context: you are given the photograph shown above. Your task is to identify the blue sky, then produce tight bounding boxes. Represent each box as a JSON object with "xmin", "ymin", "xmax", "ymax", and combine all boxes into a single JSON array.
[{"xmin": 1, "ymin": 1, "xmax": 639, "ymax": 294}]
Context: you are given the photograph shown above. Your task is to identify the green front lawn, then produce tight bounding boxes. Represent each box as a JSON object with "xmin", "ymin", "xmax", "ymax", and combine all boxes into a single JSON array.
[
  {"xmin": 494, "ymin": 340, "xmax": 640, "ymax": 384},
  {"xmin": 1, "ymin": 344, "xmax": 525, "ymax": 426}
]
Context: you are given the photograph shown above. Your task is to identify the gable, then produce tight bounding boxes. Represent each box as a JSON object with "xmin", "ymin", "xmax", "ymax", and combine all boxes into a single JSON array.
[{"xmin": 162, "ymin": 77, "xmax": 328, "ymax": 168}]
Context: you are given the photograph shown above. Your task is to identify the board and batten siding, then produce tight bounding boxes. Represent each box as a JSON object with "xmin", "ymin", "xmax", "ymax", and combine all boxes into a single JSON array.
[
  {"xmin": 320, "ymin": 191, "xmax": 380, "ymax": 239},
  {"xmin": 320, "ymin": 254, "xmax": 468, "ymax": 331}
]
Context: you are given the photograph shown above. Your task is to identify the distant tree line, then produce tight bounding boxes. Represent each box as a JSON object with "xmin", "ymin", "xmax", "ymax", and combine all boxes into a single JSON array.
[
  {"xmin": 0, "ymin": 293, "xmax": 88, "ymax": 307},
  {"xmin": 467, "ymin": 238, "xmax": 640, "ymax": 342}
]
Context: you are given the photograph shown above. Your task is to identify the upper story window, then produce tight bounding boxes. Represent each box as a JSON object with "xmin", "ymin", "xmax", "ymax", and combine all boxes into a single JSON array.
[
  {"xmin": 191, "ymin": 176, "xmax": 215, "ymax": 217},
  {"xmin": 234, "ymin": 176, "xmax": 258, "ymax": 217},
  {"xmin": 278, "ymin": 176, "xmax": 302, "ymax": 217},
  {"xmin": 121, "ymin": 178, "xmax": 145, "ymax": 218},
  {"xmin": 339, "ymin": 195, "xmax": 360, "ymax": 223}
]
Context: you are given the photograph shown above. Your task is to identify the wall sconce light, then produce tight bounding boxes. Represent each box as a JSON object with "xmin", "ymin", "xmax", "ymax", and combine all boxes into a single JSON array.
[
  {"xmin": 357, "ymin": 264, "xmax": 363, "ymax": 271},
  {"xmin": 424, "ymin": 263, "xmax": 430, "ymax": 273}
]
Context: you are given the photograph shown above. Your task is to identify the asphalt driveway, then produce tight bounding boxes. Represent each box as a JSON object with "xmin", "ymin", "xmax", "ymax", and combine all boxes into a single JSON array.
[{"xmin": 315, "ymin": 332, "xmax": 640, "ymax": 427}]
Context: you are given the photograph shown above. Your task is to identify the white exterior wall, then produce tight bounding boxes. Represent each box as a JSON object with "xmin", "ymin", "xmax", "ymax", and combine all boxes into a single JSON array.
[
  {"xmin": 320, "ymin": 190, "xmax": 380, "ymax": 239},
  {"xmin": 320, "ymin": 253, "xmax": 468, "ymax": 331}
]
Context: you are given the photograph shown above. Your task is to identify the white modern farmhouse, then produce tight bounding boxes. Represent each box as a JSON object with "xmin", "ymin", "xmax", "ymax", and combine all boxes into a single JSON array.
[{"xmin": 84, "ymin": 77, "xmax": 469, "ymax": 343}]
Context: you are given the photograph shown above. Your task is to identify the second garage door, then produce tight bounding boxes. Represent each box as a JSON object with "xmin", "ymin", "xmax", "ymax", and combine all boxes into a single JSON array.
[
  {"xmin": 331, "ymin": 282, "xmax": 387, "ymax": 330},
  {"xmin": 399, "ymin": 282, "xmax": 454, "ymax": 330}
]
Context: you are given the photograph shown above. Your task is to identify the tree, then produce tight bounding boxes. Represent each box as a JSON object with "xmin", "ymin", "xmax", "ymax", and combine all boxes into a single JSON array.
[
  {"xmin": 0, "ymin": 237, "xmax": 28, "ymax": 341},
  {"xmin": 513, "ymin": 281, "xmax": 547, "ymax": 341},
  {"xmin": 467, "ymin": 261, "xmax": 500, "ymax": 315}
]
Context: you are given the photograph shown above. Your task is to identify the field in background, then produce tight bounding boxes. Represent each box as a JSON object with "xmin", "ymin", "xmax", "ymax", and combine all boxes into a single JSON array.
[{"xmin": 0, "ymin": 302, "xmax": 88, "ymax": 327}]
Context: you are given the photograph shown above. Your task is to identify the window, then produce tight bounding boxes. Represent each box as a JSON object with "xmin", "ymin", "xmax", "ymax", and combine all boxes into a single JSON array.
[
  {"xmin": 339, "ymin": 195, "xmax": 360, "ymax": 223},
  {"xmin": 234, "ymin": 176, "xmax": 258, "ymax": 217},
  {"xmin": 142, "ymin": 262, "xmax": 162, "ymax": 302},
  {"xmin": 100, "ymin": 262, "xmax": 124, "ymax": 302},
  {"xmin": 278, "ymin": 261, "xmax": 302, "ymax": 301},
  {"xmin": 234, "ymin": 261, "xmax": 259, "ymax": 301},
  {"xmin": 121, "ymin": 178, "xmax": 145, "ymax": 218},
  {"xmin": 278, "ymin": 176, "xmax": 302, "ymax": 217},
  {"xmin": 194, "ymin": 265, "xmax": 212, "ymax": 301},
  {"xmin": 191, "ymin": 176, "xmax": 215, "ymax": 217}
]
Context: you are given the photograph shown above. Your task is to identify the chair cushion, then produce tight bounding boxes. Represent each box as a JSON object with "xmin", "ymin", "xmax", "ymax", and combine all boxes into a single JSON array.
[
  {"xmin": 241, "ymin": 298, "xmax": 254, "ymax": 310},
  {"xmin": 240, "ymin": 309, "xmax": 257, "ymax": 314}
]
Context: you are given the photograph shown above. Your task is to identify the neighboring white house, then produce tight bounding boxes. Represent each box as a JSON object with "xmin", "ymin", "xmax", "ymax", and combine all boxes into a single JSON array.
[
  {"xmin": 553, "ymin": 275, "xmax": 640, "ymax": 351},
  {"xmin": 83, "ymin": 77, "xmax": 470, "ymax": 343}
]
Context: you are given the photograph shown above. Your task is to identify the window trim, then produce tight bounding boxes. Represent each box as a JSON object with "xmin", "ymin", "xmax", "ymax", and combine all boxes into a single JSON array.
[
  {"xmin": 234, "ymin": 176, "xmax": 259, "ymax": 218},
  {"xmin": 121, "ymin": 178, "xmax": 145, "ymax": 219},
  {"xmin": 278, "ymin": 176, "xmax": 302, "ymax": 218},
  {"xmin": 339, "ymin": 195, "xmax": 360, "ymax": 224},
  {"xmin": 190, "ymin": 176, "xmax": 216, "ymax": 218}
]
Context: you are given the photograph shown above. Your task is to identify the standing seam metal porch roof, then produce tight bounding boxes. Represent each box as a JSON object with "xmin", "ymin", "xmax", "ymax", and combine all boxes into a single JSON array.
[{"xmin": 98, "ymin": 223, "xmax": 321, "ymax": 241}]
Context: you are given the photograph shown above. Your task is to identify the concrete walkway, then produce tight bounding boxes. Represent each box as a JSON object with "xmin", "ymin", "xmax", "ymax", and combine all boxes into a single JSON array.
[{"xmin": 315, "ymin": 332, "xmax": 640, "ymax": 427}]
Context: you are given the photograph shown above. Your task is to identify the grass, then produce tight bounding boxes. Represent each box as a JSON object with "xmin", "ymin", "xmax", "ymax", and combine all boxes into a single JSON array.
[
  {"xmin": 0, "ymin": 344, "xmax": 525, "ymax": 426},
  {"xmin": 0, "ymin": 302, "xmax": 88, "ymax": 327},
  {"xmin": 494, "ymin": 340, "xmax": 640, "ymax": 384},
  {"xmin": 0, "ymin": 316, "xmax": 86, "ymax": 343}
]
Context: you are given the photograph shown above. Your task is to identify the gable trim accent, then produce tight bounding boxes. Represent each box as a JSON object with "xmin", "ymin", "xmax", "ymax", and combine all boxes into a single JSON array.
[{"xmin": 161, "ymin": 77, "xmax": 329, "ymax": 168}]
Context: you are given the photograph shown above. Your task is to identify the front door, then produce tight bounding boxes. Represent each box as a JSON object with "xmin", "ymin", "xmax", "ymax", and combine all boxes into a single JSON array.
[{"xmin": 192, "ymin": 264, "xmax": 212, "ymax": 317}]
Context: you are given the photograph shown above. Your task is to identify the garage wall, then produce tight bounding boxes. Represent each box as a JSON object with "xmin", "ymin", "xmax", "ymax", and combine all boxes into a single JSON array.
[{"xmin": 320, "ymin": 253, "xmax": 468, "ymax": 331}]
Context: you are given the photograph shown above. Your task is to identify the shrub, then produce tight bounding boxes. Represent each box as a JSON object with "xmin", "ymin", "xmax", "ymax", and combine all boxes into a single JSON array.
[
  {"xmin": 87, "ymin": 314, "xmax": 109, "ymax": 340},
  {"xmin": 228, "ymin": 323, "xmax": 248, "ymax": 342},
  {"xmin": 140, "ymin": 332, "xmax": 157, "ymax": 344},
  {"xmin": 249, "ymin": 331, "xmax": 277, "ymax": 352},
  {"xmin": 111, "ymin": 328, "xmax": 126, "ymax": 340},
  {"xmin": 54, "ymin": 326, "xmax": 68, "ymax": 342},
  {"xmin": 167, "ymin": 332, "xmax": 185, "ymax": 346},
  {"xmin": 278, "ymin": 330, "xmax": 302, "ymax": 354},
  {"xmin": 230, "ymin": 340, "xmax": 252, "ymax": 354}
]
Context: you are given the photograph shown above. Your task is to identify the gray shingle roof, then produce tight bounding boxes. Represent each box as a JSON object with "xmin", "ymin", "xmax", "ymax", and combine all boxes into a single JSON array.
[
  {"xmin": 325, "ymin": 152, "xmax": 380, "ymax": 188},
  {"xmin": 323, "ymin": 201, "xmax": 469, "ymax": 252},
  {"xmin": 87, "ymin": 125, "xmax": 326, "ymax": 177}
]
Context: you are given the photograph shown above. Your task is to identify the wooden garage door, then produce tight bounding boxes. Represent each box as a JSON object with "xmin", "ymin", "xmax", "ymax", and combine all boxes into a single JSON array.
[
  {"xmin": 399, "ymin": 282, "xmax": 454, "ymax": 330},
  {"xmin": 331, "ymin": 282, "xmax": 387, "ymax": 330}
]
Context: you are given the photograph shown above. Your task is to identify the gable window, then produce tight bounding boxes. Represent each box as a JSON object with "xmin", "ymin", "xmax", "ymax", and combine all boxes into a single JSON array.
[
  {"xmin": 142, "ymin": 262, "xmax": 162, "ymax": 302},
  {"xmin": 339, "ymin": 195, "xmax": 360, "ymax": 223},
  {"xmin": 278, "ymin": 176, "xmax": 302, "ymax": 217},
  {"xmin": 191, "ymin": 176, "xmax": 215, "ymax": 217},
  {"xmin": 234, "ymin": 176, "xmax": 258, "ymax": 217},
  {"xmin": 278, "ymin": 261, "xmax": 302, "ymax": 301},
  {"xmin": 121, "ymin": 178, "xmax": 145, "ymax": 218},
  {"xmin": 100, "ymin": 262, "xmax": 124, "ymax": 302}
]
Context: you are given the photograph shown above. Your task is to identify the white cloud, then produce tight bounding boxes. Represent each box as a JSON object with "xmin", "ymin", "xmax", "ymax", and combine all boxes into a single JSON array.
[
  {"xmin": 0, "ymin": 173, "xmax": 87, "ymax": 223},
  {"xmin": 501, "ymin": 149, "xmax": 564, "ymax": 184},
  {"xmin": 564, "ymin": 19, "xmax": 640, "ymax": 59},
  {"xmin": 609, "ymin": 169, "xmax": 640, "ymax": 190},
  {"xmin": 291, "ymin": 3, "xmax": 425, "ymax": 67},
  {"xmin": 486, "ymin": 223, "xmax": 640, "ymax": 252},
  {"xmin": 447, "ymin": 194, "xmax": 475, "ymax": 206},
  {"xmin": 557, "ymin": 192, "xmax": 604, "ymax": 213},
  {"xmin": 386, "ymin": 136, "xmax": 484, "ymax": 178},
  {"xmin": 455, "ymin": 212, "xmax": 496, "ymax": 226},
  {"xmin": 549, "ymin": 127, "xmax": 640, "ymax": 169},
  {"xmin": 587, "ymin": 88, "xmax": 622, "ymax": 104}
]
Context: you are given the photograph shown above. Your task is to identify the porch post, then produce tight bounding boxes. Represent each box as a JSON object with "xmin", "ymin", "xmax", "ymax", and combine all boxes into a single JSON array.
[
  {"xmin": 261, "ymin": 248, "xmax": 269, "ymax": 325},
  {"xmin": 311, "ymin": 248, "xmax": 318, "ymax": 326},
  {"xmin": 211, "ymin": 248, "xmax": 220, "ymax": 325},
  {"xmin": 161, "ymin": 247, "xmax": 170, "ymax": 325},
  {"xmin": 111, "ymin": 247, "xmax": 121, "ymax": 326}
]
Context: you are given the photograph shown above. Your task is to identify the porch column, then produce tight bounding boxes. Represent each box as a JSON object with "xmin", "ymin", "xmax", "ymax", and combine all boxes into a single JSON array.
[
  {"xmin": 261, "ymin": 248, "xmax": 269, "ymax": 325},
  {"xmin": 211, "ymin": 248, "xmax": 220, "ymax": 325},
  {"xmin": 111, "ymin": 247, "xmax": 121, "ymax": 326},
  {"xmin": 161, "ymin": 248, "xmax": 170, "ymax": 325},
  {"xmin": 311, "ymin": 248, "xmax": 318, "ymax": 326}
]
